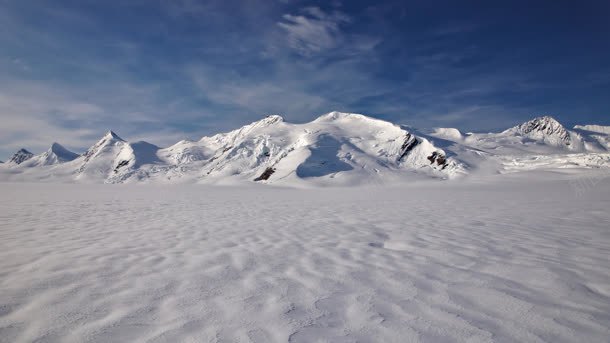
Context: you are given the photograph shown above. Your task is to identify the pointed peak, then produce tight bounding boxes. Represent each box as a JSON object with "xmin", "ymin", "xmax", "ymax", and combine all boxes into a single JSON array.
[
  {"xmin": 49, "ymin": 142, "xmax": 77, "ymax": 156},
  {"xmin": 504, "ymin": 114, "xmax": 572, "ymax": 146},
  {"xmin": 16, "ymin": 148, "xmax": 33, "ymax": 154},
  {"xmin": 515, "ymin": 115, "xmax": 566, "ymax": 133},
  {"xmin": 524, "ymin": 115, "xmax": 562, "ymax": 126},
  {"xmin": 9, "ymin": 148, "xmax": 34, "ymax": 164},
  {"xmin": 50, "ymin": 142, "xmax": 64, "ymax": 151},
  {"xmin": 103, "ymin": 130, "xmax": 124, "ymax": 141}
]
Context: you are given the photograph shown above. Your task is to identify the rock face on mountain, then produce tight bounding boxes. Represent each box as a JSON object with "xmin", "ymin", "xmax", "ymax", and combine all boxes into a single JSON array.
[
  {"xmin": 1, "ymin": 112, "xmax": 609, "ymax": 185},
  {"xmin": 8, "ymin": 149, "xmax": 34, "ymax": 165},
  {"xmin": 504, "ymin": 116, "xmax": 574, "ymax": 147}
]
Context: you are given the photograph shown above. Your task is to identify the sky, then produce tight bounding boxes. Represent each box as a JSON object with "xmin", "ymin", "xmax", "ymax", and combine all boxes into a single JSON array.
[{"xmin": 1, "ymin": 0, "xmax": 610, "ymax": 159}]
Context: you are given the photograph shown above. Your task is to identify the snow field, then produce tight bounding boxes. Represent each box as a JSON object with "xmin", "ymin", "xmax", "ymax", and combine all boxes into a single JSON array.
[{"xmin": 1, "ymin": 175, "xmax": 609, "ymax": 342}]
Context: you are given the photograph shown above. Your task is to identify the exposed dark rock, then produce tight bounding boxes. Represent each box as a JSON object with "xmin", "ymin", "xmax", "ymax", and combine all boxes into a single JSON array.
[
  {"xmin": 427, "ymin": 151, "xmax": 447, "ymax": 167},
  {"xmin": 254, "ymin": 167, "xmax": 276, "ymax": 181},
  {"xmin": 398, "ymin": 133, "xmax": 419, "ymax": 161},
  {"xmin": 114, "ymin": 160, "xmax": 130, "ymax": 173},
  {"xmin": 515, "ymin": 116, "xmax": 572, "ymax": 145},
  {"xmin": 9, "ymin": 149, "xmax": 34, "ymax": 164}
]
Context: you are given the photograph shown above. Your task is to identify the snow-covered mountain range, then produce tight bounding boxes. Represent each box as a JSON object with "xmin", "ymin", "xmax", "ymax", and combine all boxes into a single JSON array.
[{"xmin": 2, "ymin": 112, "xmax": 609, "ymax": 185}]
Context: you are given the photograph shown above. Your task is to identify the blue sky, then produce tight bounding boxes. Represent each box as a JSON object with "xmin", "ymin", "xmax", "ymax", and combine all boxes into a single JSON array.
[{"xmin": 1, "ymin": 0, "xmax": 609, "ymax": 159}]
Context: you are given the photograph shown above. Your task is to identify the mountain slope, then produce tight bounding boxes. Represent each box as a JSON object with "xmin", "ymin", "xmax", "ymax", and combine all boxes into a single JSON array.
[
  {"xmin": 173, "ymin": 112, "xmax": 466, "ymax": 186},
  {"xmin": 74, "ymin": 131, "xmax": 128, "ymax": 180},
  {"xmin": 573, "ymin": 124, "xmax": 610, "ymax": 151},
  {"xmin": 1, "ymin": 112, "xmax": 608, "ymax": 185}
]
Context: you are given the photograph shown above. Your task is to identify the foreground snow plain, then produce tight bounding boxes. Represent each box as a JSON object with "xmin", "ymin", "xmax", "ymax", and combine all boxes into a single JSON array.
[{"xmin": 1, "ymin": 171, "xmax": 610, "ymax": 342}]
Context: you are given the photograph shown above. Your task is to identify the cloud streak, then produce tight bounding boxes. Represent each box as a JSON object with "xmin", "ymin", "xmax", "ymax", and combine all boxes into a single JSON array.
[{"xmin": 278, "ymin": 7, "xmax": 350, "ymax": 56}]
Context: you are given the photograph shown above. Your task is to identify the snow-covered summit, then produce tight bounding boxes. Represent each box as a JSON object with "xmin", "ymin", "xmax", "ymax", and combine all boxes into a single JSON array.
[
  {"xmin": 48, "ymin": 143, "xmax": 78, "ymax": 161},
  {"xmin": 8, "ymin": 148, "xmax": 34, "ymax": 165},
  {"xmin": 505, "ymin": 116, "xmax": 573, "ymax": 147},
  {"xmin": 104, "ymin": 130, "xmax": 124, "ymax": 141},
  {"xmin": 1, "ymin": 113, "xmax": 609, "ymax": 185},
  {"xmin": 21, "ymin": 143, "xmax": 79, "ymax": 167},
  {"xmin": 313, "ymin": 111, "xmax": 389, "ymax": 125}
]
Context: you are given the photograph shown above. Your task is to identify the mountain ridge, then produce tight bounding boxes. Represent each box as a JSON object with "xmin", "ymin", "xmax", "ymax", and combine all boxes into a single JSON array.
[{"xmin": 2, "ymin": 112, "xmax": 609, "ymax": 185}]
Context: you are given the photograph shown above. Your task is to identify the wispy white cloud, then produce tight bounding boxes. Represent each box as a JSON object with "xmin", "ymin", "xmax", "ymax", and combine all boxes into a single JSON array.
[{"xmin": 278, "ymin": 7, "xmax": 351, "ymax": 56}]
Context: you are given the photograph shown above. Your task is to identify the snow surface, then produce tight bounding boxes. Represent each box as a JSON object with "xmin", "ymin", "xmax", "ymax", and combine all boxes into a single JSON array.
[{"xmin": 1, "ymin": 171, "xmax": 610, "ymax": 342}]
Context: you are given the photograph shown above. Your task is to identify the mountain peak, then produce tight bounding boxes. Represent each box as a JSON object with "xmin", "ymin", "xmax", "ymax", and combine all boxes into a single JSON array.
[
  {"xmin": 48, "ymin": 143, "xmax": 79, "ymax": 161},
  {"xmin": 50, "ymin": 142, "xmax": 64, "ymax": 151},
  {"xmin": 507, "ymin": 115, "xmax": 572, "ymax": 146},
  {"xmin": 9, "ymin": 148, "xmax": 34, "ymax": 164},
  {"xmin": 526, "ymin": 115, "xmax": 561, "ymax": 125},
  {"xmin": 16, "ymin": 148, "xmax": 32, "ymax": 154},
  {"xmin": 516, "ymin": 115, "xmax": 565, "ymax": 134},
  {"xmin": 265, "ymin": 114, "xmax": 284, "ymax": 122},
  {"xmin": 104, "ymin": 130, "xmax": 124, "ymax": 141},
  {"xmin": 254, "ymin": 115, "xmax": 284, "ymax": 126}
]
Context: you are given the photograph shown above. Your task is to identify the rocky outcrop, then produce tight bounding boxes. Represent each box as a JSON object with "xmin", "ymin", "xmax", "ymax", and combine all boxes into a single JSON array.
[
  {"xmin": 8, "ymin": 149, "xmax": 34, "ymax": 164},
  {"xmin": 398, "ymin": 133, "xmax": 419, "ymax": 161},
  {"xmin": 254, "ymin": 167, "xmax": 276, "ymax": 181}
]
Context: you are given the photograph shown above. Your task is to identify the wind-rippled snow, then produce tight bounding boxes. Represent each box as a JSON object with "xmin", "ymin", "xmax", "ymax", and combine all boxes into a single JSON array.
[{"xmin": 1, "ymin": 174, "xmax": 609, "ymax": 342}]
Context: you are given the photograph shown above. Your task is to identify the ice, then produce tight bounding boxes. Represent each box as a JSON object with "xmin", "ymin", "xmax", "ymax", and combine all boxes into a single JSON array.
[{"xmin": 1, "ymin": 171, "xmax": 609, "ymax": 342}]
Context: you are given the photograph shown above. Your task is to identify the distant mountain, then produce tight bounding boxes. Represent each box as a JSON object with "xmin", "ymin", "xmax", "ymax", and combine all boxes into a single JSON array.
[
  {"xmin": 8, "ymin": 148, "xmax": 34, "ymax": 165},
  {"xmin": 71, "ymin": 131, "xmax": 163, "ymax": 182},
  {"xmin": 21, "ymin": 143, "xmax": 79, "ymax": 167},
  {"xmin": 1, "ymin": 112, "xmax": 609, "ymax": 185},
  {"xmin": 503, "ymin": 116, "xmax": 575, "ymax": 147}
]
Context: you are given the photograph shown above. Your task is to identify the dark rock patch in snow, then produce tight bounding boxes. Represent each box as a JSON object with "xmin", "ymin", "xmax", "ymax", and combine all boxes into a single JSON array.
[
  {"xmin": 114, "ymin": 160, "xmax": 130, "ymax": 173},
  {"xmin": 254, "ymin": 167, "xmax": 276, "ymax": 181},
  {"xmin": 398, "ymin": 133, "xmax": 419, "ymax": 161},
  {"xmin": 427, "ymin": 152, "xmax": 447, "ymax": 167}
]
